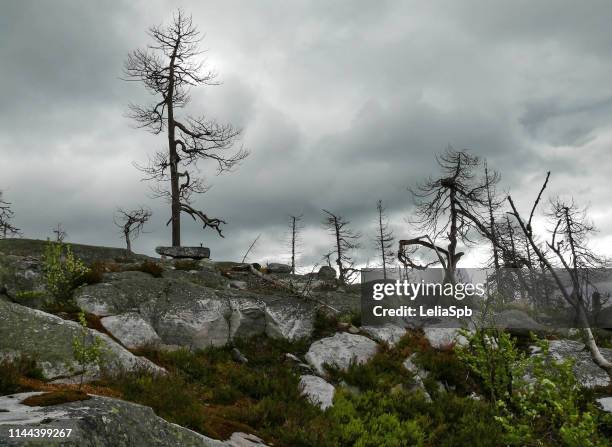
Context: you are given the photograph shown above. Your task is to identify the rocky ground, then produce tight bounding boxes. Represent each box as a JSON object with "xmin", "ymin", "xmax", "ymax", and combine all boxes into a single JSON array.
[{"xmin": 0, "ymin": 238, "xmax": 611, "ymax": 446}]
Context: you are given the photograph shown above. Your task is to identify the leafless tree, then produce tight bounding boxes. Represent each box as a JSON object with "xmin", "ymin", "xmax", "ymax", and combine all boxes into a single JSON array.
[
  {"xmin": 399, "ymin": 148, "xmax": 503, "ymax": 283},
  {"xmin": 374, "ymin": 200, "xmax": 394, "ymax": 279},
  {"xmin": 288, "ymin": 214, "xmax": 303, "ymax": 274},
  {"xmin": 322, "ymin": 209, "xmax": 361, "ymax": 284},
  {"xmin": 124, "ymin": 10, "xmax": 248, "ymax": 246},
  {"xmin": 0, "ymin": 191, "xmax": 20, "ymax": 239},
  {"xmin": 52, "ymin": 223, "xmax": 67, "ymax": 243},
  {"xmin": 114, "ymin": 207, "xmax": 152, "ymax": 253},
  {"xmin": 507, "ymin": 173, "xmax": 612, "ymax": 378}
]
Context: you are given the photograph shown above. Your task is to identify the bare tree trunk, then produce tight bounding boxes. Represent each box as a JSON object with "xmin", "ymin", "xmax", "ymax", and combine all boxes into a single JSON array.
[
  {"xmin": 168, "ymin": 44, "xmax": 181, "ymax": 247},
  {"xmin": 334, "ymin": 217, "xmax": 345, "ymax": 284},
  {"xmin": 378, "ymin": 203, "xmax": 387, "ymax": 280},
  {"xmin": 291, "ymin": 216, "xmax": 297, "ymax": 274}
]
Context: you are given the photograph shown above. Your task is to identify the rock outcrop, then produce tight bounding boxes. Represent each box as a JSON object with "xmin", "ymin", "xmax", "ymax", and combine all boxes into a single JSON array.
[
  {"xmin": 305, "ymin": 332, "xmax": 378, "ymax": 376},
  {"xmin": 74, "ymin": 271, "xmax": 316, "ymax": 348},
  {"xmin": 0, "ymin": 392, "xmax": 267, "ymax": 446},
  {"xmin": 0, "ymin": 299, "xmax": 163, "ymax": 382}
]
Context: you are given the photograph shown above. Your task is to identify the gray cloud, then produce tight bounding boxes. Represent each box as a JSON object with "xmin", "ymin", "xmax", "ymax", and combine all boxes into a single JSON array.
[{"xmin": 1, "ymin": 0, "xmax": 611, "ymax": 270}]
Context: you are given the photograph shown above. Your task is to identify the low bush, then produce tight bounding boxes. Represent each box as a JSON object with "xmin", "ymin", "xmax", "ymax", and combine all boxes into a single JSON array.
[
  {"xmin": 0, "ymin": 356, "xmax": 44, "ymax": 395},
  {"xmin": 83, "ymin": 261, "xmax": 106, "ymax": 284},
  {"xmin": 173, "ymin": 260, "xmax": 200, "ymax": 271},
  {"xmin": 138, "ymin": 260, "xmax": 164, "ymax": 278},
  {"xmin": 21, "ymin": 390, "xmax": 90, "ymax": 407},
  {"xmin": 13, "ymin": 290, "xmax": 45, "ymax": 302},
  {"xmin": 456, "ymin": 330, "xmax": 611, "ymax": 446}
]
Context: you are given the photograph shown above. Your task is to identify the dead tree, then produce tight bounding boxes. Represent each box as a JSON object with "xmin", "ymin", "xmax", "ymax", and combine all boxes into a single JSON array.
[
  {"xmin": 399, "ymin": 149, "xmax": 503, "ymax": 283},
  {"xmin": 0, "ymin": 191, "xmax": 20, "ymax": 238},
  {"xmin": 323, "ymin": 210, "xmax": 361, "ymax": 284},
  {"xmin": 114, "ymin": 207, "xmax": 152, "ymax": 253},
  {"xmin": 124, "ymin": 10, "xmax": 248, "ymax": 246},
  {"xmin": 507, "ymin": 173, "xmax": 612, "ymax": 378},
  {"xmin": 52, "ymin": 223, "xmax": 67, "ymax": 243},
  {"xmin": 288, "ymin": 214, "xmax": 303, "ymax": 274},
  {"xmin": 374, "ymin": 200, "xmax": 394, "ymax": 279}
]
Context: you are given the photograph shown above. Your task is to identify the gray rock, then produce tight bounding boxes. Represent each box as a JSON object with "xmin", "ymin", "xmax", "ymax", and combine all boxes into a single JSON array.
[
  {"xmin": 0, "ymin": 392, "xmax": 226, "ymax": 446},
  {"xmin": 232, "ymin": 348, "xmax": 248, "ymax": 364},
  {"xmin": 267, "ymin": 263, "xmax": 292, "ymax": 274},
  {"xmin": 0, "ymin": 254, "xmax": 45, "ymax": 297},
  {"xmin": 0, "ymin": 299, "xmax": 163, "ymax": 382},
  {"xmin": 156, "ymin": 297, "xmax": 231, "ymax": 349},
  {"xmin": 100, "ymin": 312, "xmax": 162, "ymax": 349},
  {"xmin": 317, "ymin": 266, "xmax": 336, "ymax": 280},
  {"xmin": 361, "ymin": 324, "xmax": 407, "ymax": 347},
  {"xmin": 265, "ymin": 298, "xmax": 315, "ymax": 341},
  {"xmin": 225, "ymin": 432, "xmax": 269, "ymax": 447},
  {"xmin": 596, "ymin": 397, "xmax": 612, "ymax": 413},
  {"xmin": 156, "ymin": 246, "xmax": 210, "ymax": 260},
  {"xmin": 347, "ymin": 325, "xmax": 360, "ymax": 334},
  {"xmin": 305, "ymin": 332, "xmax": 378, "ymax": 376},
  {"xmin": 532, "ymin": 339, "xmax": 612, "ymax": 389},
  {"xmin": 227, "ymin": 296, "xmax": 266, "ymax": 340},
  {"xmin": 299, "ymin": 375, "xmax": 335, "ymax": 410},
  {"xmin": 402, "ymin": 353, "xmax": 432, "ymax": 401},
  {"xmin": 229, "ymin": 280, "xmax": 248, "ymax": 290},
  {"xmin": 75, "ymin": 272, "xmax": 317, "ymax": 347},
  {"xmin": 285, "ymin": 353, "xmax": 301, "ymax": 363},
  {"xmin": 423, "ymin": 326, "xmax": 469, "ymax": 349}
]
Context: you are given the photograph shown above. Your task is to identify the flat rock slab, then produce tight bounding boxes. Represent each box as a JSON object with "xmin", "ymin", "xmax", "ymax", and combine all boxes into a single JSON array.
[
  {"xmin": 266, "ymin": 263, "xmax": 292, "ymax": 274},
  {"xmin": 299, "ymin": 375, "xmax": 335, "ymax": 410},
  {"xmin": 0, "ymin": 393, "xmax": 231, "ymax": 446},
  {"xmin": 156, "ymin": 246, "xmax": 210, "ymax": 259},
  {"xmin": 305, "ymin": 332, "xmax": 378, "ymax": 376}
]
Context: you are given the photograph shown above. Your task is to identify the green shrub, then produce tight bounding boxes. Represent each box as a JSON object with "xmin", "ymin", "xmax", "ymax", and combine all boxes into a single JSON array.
[
  {"xmin": 42, "ymin": 241, "xmax": 89, "ymax": 301},
  {"xmin": 72, "ymin": 311, "xmax": 105, "ymax": 389},
  {"xmin": 328, "ymin": 389, "xmax": 503, "ymax": 447},
  {"xmin": 456, "ymin": 330, "xmax": 609, "ymax": 446},
  {"xmin": 312, "ymin": 309, "xmax": 339, "ymax": 338}
]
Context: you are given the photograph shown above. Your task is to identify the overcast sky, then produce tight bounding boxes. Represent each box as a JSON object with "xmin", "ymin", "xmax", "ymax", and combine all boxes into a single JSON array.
[{"xmin": 1, "ymin": 0, "xmax": 611, "ymax": 269}]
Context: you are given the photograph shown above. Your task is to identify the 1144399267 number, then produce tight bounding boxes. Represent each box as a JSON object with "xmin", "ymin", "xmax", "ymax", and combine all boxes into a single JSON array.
[{"xmin": 8, "ymin": 428, "xmax": 72, "ymax": 438}]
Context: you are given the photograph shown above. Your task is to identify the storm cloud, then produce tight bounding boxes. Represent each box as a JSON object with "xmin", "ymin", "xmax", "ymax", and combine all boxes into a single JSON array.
[{"xmin": 1, "ymin": 0, "xmax": 611, "ymax": 268}]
